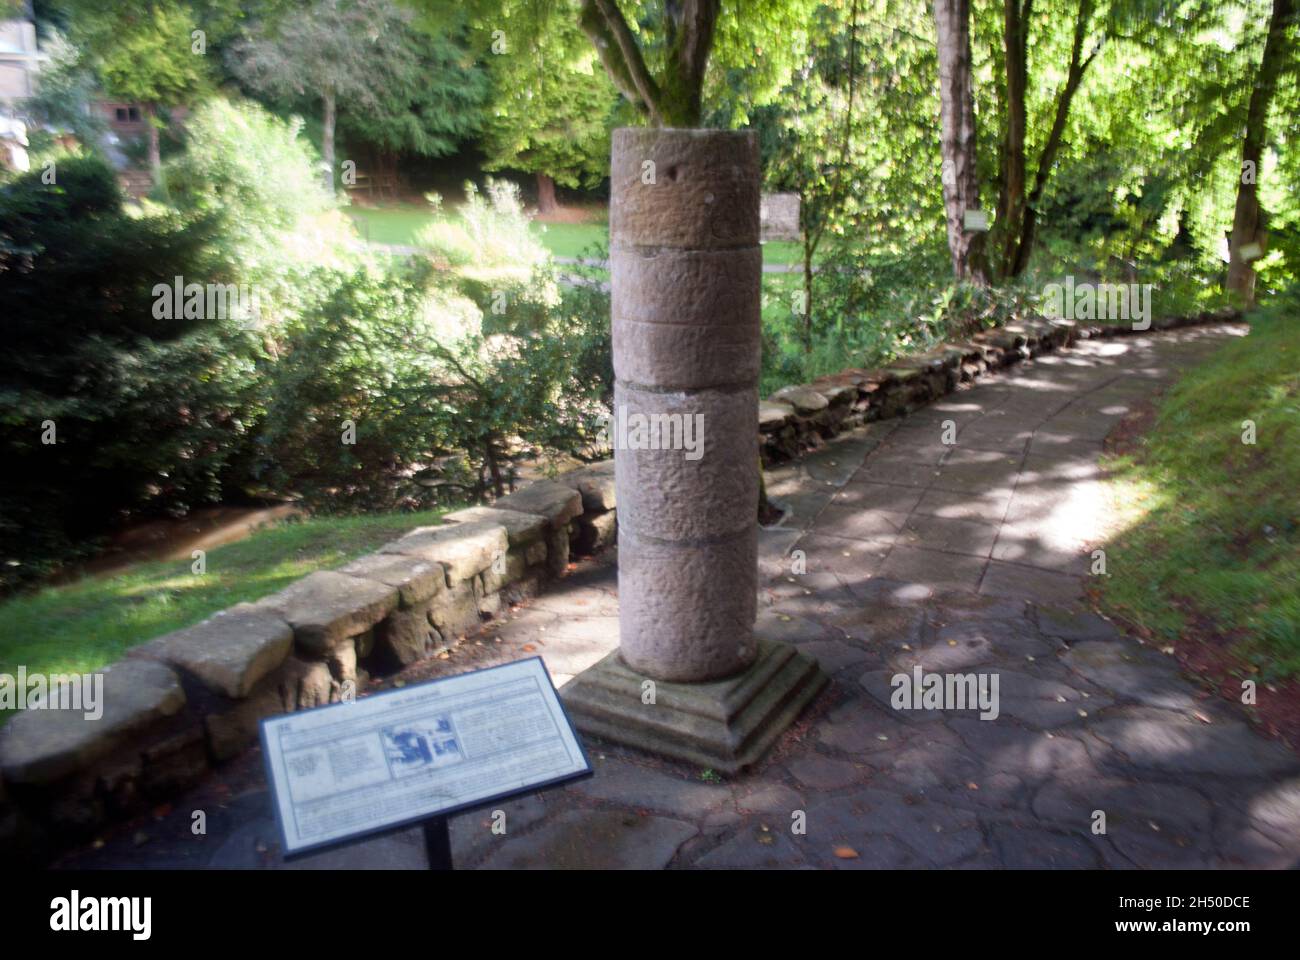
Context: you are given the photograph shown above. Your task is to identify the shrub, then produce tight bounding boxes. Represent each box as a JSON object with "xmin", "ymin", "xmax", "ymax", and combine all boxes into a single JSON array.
[
  {"xmin": 0, "ymin": 156, "xmax": 261, "ymax": 588},
  {"xmin": 164, "ymin": 98, "xmax": 356, "ymax": 302},
  {"xmin": 258, "ymin": 251, "xmax": 610, "ymax": 509}
]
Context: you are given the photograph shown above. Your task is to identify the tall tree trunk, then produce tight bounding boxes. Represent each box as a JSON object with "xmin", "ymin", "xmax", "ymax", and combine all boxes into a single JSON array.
[
  {"xmin": 1011, "ymin": 0, "xmax": 1098, "ymax": 276},
  {"xmin": 994, "ymin": 0, "xmax": 1098, "ymax": 278},
  {"xmin": 321, "ymin": 91, "xmax": 336, "ymax": 193},
  {"xmin": 1227, "ymin": 0, "xmax": 1294, "ymax": 306},
  {"xmin": 145, "ymin": 102, "xmax": 162, "ymax": 186},
  {"xmin": 933, "ymin": 0, "xmax": 987, "ymax": 284},
  {"xmin": 994, "ymin": 0, "xmax": 1029, "ymax": 277},
  {"xmin": 536, "ymin": 172, "xmax": 559, "ymax": 215}
]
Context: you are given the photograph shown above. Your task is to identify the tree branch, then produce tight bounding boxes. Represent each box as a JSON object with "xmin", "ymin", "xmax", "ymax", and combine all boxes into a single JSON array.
[{"xmin": 583, "ymin": 0, "xmax": 664, "ymax": 124}]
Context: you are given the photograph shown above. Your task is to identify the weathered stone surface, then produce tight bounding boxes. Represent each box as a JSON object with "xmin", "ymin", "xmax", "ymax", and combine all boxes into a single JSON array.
[
  {"xmin": 610, "ymin": 127, "xmax": 759, "ymax": 249},
  {"xmin": 477, "ymin": 809, "xmax": 697, "ymax": 870},
  {"xmin": 524, "ymin": 539, "xmax": 548, "ymax": 567},
  {"xmin": 613, "ymin": 248, "xmax": 761, "ymax": 389},
  {"xmin": 480, "ymin": 545, "xmax": 526, "ymax": 595},
  {"xmin": 803, "ymin": 788, "xmax": 983, "ymax": 868},
  {"xmin": 812, "ymin": 383, "xmax": 858, "ymax": 408},
  {"xmin": 258, "ymin": 571, "xmax": 398, "ymax": 655},
  {"xmin": 128, "ymin": 602, "xmax": 292, "ymax": 699},
  {"xmin": 442, "ymin": 506, "xmax": 547, "ymax": 547},
  {"xmin": 429, "ymin": 579, "xmax": 482, "ymax": 639},
  {"xmin": 338, "ymin": 553, "xmax": 445, "ymax": 607},
  {"xmin": 987, "ymin": 823, "xmax": 1100, "ymax": 868},
  {"xmin": 574, "ymin": 510, "xmax": 617, "ymax": 554},
  {"xmin": 545, "ymin": 525, "xmax": 571, "ymax": 579},
  {"xmin": 613, "ymin": 381, "xmax": 759, "ymax": 542},
  {"xmin": 786, "ymin": 753, "xmax": 863, "ymax": 791},
  {"xmin": 381, "ymin": 520, "xmax": 508, "ymax": 585},
  {"xmin": 1088, "ymin": 709, "xmax": 1299, "ymax": 776},
  {"xmin": 571, "ymin": 758, "xmax": 731, "ymax": 816},
  {"xmin": 563, "ymin": 638, "xmax": 827, "ymax": 774},
  {"xmin": 0, "ymin": 660, "xmax": 186, "ymax": 785},
  {"xmin": 278, "ymin": 656, "xmax": 337, "ymax": 710},
  {"xmin": 759, "ymin": 401, "xmax": 796, "ymax": 432},
  {"xmin": 694, "ymin": 825, "xmax": 810, "ymax": 869},
  {"xmin": 558, "ymin": 459, "xmax": 616, "ymax": 512},
  {"xmin": 770, "ymin": 385, "xmax": 829, "ymax": 415},
  {"xmin": 1035, "ymin": 605, "xmax": 1119, "ymax": 642},
  {"xmin": 377, "ymin": 608, "xmax": 444, "ymax": 668},
  {"xmin": 494, "ymin": 481, "xmax": 582, "ymax": 530},
  {"xmin": 616, "ymin": 525, "xmax": 757, "ymax": 681}
]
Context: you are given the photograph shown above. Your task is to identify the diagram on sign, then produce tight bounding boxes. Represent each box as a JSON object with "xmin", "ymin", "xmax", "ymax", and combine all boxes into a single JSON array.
[{"xmin": 381, "ymin": 715, "xmax": 464, "ymax": 777}]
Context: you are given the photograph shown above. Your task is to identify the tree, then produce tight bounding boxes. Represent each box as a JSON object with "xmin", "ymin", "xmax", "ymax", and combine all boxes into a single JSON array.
[
  {"xmin": 759, "ymin": 0, "xmax": 940, "ymax": 338},
  {"xmin": 336, "ymin": 26, "xmax": 489, "ymax": 164},
  {"xmin": 228, "ymin": 0, "xmax": 430, "ymax": 191},
  {"xmin": 76, "ymin": 1, "xmax": 211, "ymax": 182},
  {"xmin": 0, "ymin": 156, "xmax": 254, "ymax": 585},
  {"xmin": 932, "ymin": 0, "xmax": 986, "ymax": 282},
  {"xmin": 1227, "ymin": 0, "xmax": 1296, "ymax": 305},
  {"xmin": 577, "ymin": 0, "xmax": 720, "ymax": 126},
  {"xmin": 992, "ymin": 0, "xmax": 1103, "ymax": 277},
  {"xmin": 477, "ymin": 5, "xmax": 617, "ymax": 214}
]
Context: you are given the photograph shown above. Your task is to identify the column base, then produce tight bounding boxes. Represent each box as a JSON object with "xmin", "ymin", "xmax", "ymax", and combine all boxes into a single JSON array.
[{"xmin": 561, "ymin": 638, "xmax": 828, "ymax": 776}]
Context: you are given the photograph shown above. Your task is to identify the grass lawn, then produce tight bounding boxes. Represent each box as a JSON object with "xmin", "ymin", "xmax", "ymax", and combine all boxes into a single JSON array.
[
  {"xmin": 347, "ymin": 204, "xmax": 805, "ymax": 265},
  {"xmin": 0, "ymin": 509, "xmax": 451, "ymax": 709},
  {"xmin": 346, "ymin": 206, "xmax": 441, "ymax": 246},
  {"xmin": 1096, "ymin": 301, "xmax": 1299, "ymax": 679}
]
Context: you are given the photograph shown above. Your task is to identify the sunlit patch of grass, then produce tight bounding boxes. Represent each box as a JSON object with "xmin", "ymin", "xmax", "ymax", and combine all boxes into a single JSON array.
[
  {"xmin": 0, "ymin": 510, "xmax": 450, "ymax": 715},
  {"xmin": 1098, "ymin": 302, "xmax": 1300, "ymax": 678}
]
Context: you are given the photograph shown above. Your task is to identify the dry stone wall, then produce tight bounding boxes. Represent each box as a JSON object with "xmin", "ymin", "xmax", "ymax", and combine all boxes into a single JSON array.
[
  {"xmin": 759, "ymin": 309, "xmax": 1243, "ymax": 465},
  {"xmin": 0, "ymin": 308, "xmax": 1240, "ymax": 859}
]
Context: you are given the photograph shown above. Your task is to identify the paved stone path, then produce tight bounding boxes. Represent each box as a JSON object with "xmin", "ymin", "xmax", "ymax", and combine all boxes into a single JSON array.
[{"xmin": 62, "ymin": 324, "xmax": 1300, "ymax": 870}]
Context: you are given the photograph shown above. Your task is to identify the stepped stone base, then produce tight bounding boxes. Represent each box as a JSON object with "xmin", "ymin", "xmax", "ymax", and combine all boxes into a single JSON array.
[{"xmin": 561, "ymin": 639, "xmax": 827, "ymax": 775}]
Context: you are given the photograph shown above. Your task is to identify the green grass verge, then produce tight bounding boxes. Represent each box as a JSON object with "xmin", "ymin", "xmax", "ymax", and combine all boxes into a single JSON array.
[
  {"xmin": 1097, "ymin": 302, "xmax": 1300, "ymax": 678},
  {"xmin": 346, "ymin": 204, "xmax": 804, "ymax": 265},
  {"xmin": 0, "ymin": 509, "xmax": 450, "ymax": 702}
]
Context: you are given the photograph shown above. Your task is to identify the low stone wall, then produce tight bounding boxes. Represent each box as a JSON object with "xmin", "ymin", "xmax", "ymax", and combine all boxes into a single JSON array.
[
  {"xmin": 759, "ymin": 309, "xmax": 1243, "ymax": 465},
  {"xmin": 0, "ymin": 462, "xmax": 616, "ymax": 858},
  {"xmin": 0, "ymin": 307, "xmax": 1241, "ymax": 859}
]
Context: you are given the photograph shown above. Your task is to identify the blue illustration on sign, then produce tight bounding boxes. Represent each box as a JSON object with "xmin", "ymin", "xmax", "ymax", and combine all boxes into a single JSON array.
[{"xmin": 381, "ymin": 716, "xmax": 463, "ymax": 777}]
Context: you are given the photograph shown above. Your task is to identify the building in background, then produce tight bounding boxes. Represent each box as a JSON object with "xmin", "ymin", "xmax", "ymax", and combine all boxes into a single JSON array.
[
  {"xmin": 0, "ymin": 3, "xmax": 44, "ymax": 172},
  {"xmin": 0, "ymin": 5, "xmax": 42, "ymax": 105}
]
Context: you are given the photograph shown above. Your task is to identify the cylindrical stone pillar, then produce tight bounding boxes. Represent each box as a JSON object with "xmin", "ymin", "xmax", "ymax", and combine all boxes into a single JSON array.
[{"xmin": 610, "ymin": 128, "xmax": 761, "ymax": 683}]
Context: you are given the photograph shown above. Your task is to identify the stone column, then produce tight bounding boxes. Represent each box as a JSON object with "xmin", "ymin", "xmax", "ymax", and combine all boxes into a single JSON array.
[
  {"xmin": 611, "ymin": 128, "xmax": 762, "ymax": 682},
  {"xmin": 563, "ymin": 128, "xmax": 826, "ymax": 774}
]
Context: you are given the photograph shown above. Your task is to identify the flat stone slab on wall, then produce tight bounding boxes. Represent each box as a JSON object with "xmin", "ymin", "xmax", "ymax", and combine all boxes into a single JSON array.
[
  {"xmin": 0, "ymin": 660, "xmax": 186, "ymax": 786},
  {"xmin": 127, "ymin": 603, "xmax": 293, "ymax": 699}
]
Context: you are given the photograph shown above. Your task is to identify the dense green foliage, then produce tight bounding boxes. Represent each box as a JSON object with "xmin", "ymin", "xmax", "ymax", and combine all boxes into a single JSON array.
[
  {"xmin": 0, "ymin": 157, "xmax": 255, "ymax": 587},
  {"xmin": 1, "ymin": 99, "xmax": 611, "ymax": 587}
]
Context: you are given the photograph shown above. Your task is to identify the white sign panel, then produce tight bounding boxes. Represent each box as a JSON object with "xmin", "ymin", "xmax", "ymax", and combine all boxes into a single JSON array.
[
  {"xmin": 963, "ymin": 209, "xmax": 990, "ymax": 232},
  {"xmin": 261, "ymin": 657, "xmax": 590, "ymax": 856}
]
